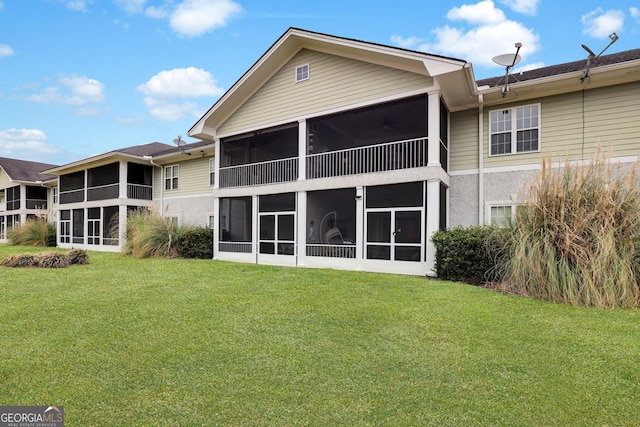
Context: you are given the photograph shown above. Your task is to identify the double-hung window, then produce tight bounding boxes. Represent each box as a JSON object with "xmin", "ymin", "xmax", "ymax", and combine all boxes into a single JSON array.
[
  {"xmin": 209, "ymin": 158, "xmax": 215, "ymax": 186},
  {"xmin": 165, "ymin": 165, "xmax": 179, "ymax": 190},
  {"xmin": 490, "ymin": 104, "xmax": 539, "ymax": 155}
]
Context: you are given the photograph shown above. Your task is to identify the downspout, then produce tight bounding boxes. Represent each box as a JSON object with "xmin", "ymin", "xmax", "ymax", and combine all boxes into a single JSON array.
[
  {"xmin": 143, "ymin": 156, "xmax": 163, "ymax": 213},
  {"xmin": 478, "ymin": 93, "xmax": 484, "ymax": 225}
]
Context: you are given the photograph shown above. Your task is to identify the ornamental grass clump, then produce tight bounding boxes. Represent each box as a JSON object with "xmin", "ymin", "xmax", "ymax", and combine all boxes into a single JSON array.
[
  {"xmin": 122, "ymin": 208, "xmax": 182, "ymax": 258},
  {"xmin": 7, "ymin": 217, "xmax": 56, "ymax": 247},
  {"xmin": 37, "ymin": 251, "xmax": 71, "ymax": 268},
  {"xmin": 495, "ymin": 154, "xmax": 640, "ymax": 308}
]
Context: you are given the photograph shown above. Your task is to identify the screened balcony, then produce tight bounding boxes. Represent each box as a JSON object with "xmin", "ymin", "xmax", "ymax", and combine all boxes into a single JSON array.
[
  {"xmin": 218, "ymin": 95, "xmax": 449, "ymax": 188},
  {"xmin": 59, "ymin": 162, "xmax": 153, "ymax": 204}
]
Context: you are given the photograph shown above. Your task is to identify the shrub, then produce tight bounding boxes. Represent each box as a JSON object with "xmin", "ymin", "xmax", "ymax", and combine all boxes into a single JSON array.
[
  {"xmin": 67, "ymin": 249, "xmax": 90, "ymax": 265},
  {"xmin": 431, "ymin": 226, "xmax": 501, "ymax": 284},
  {"xmin": 177, "ymin": 227, "xmax": 213, "ymax": 259},
  {"xmin": 38, "ymin": 251, "xmax": 71, "ymax": 268},
  {"xmin": 122, "ymin": 209, "xmax": 182, "ymax": 258},
  {"xmin": 495, "ymin": 154, "xmax": 640, "ymax": 308},
  {"xmin": 7, "ymin": 217, "xmax": 56, "ymax": 247}
]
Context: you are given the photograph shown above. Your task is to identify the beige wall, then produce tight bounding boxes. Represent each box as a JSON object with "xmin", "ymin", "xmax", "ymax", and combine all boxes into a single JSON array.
[{"xmin": 218, "ymin": 48, "xmax": 433, "ymax": 136}]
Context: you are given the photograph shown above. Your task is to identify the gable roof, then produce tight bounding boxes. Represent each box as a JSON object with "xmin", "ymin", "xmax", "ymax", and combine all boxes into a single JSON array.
[
  {"xmin": 0, "ymin": 157, "xmax": 58, "ymax": 184},
  {"xmin": 189, "ymin": 27, "xmax": 473, "ymax": 139}
]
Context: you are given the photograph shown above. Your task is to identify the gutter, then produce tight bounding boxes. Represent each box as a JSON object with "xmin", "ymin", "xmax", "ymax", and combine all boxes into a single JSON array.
[
  {"xmin": 478, "ymin": 93, "xmax": 484, "ymax": 225},
  {"xmin": 143, "ymin": 156, "xmax": 163, "ymax": 214}
]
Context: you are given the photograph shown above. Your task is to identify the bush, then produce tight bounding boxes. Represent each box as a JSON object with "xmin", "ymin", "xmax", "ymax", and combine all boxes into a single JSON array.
[
  {"xmin": 495, "ymin": 154, "xmax": 640, "ymax": 308},
  {"xmin": 177, "ymin": 227, "xmax": 213, "ymax": 259},
  {"xmin": 38, "ymin": 251, "xmax": 71, "ymax": 268},
  {"xmin": 8, "ymin": 217, "xmax": 56, "ymax": 247},
  {"xmin": 431, "ymin": 226, "xmax": 501, "ymax": 284}
]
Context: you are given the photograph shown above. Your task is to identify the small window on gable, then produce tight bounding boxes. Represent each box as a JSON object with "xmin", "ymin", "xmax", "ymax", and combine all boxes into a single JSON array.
[{"xmin": 295, "ymin": 64, "xmax": 309, "ymax": 82}]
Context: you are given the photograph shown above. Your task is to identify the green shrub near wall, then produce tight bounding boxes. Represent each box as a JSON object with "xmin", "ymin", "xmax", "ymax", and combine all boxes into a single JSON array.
[
  {"xmin": 431, "ymin": 226, "xmax": 501, "ymax": 285},
  {"xmin": 177, "ymin": 227, "xmax": 213, "ymax": 259}
]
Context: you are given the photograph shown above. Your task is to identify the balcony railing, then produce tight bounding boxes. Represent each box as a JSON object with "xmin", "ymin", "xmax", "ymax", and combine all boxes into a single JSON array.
[
  {"xmin": 26, "ymin": 199, "xmax": 48, "ymax": 209},
  {"xmin": 307, "ymin": 137, "xmax": 428, "ymax": 179},
  {"xmin": 59, "ymin": 189, "xmax": 84, "ymax": 204},
  {"xmin": 128, "ymin": 184, "xmax": 152, "ymax": 200},
  {"xmin": 219, "ymin": 157, "xmax": 298, "ymax": 188},
  {"xmin": 87, "ymin": 184, "xmax": 119, "ymax": 201}
]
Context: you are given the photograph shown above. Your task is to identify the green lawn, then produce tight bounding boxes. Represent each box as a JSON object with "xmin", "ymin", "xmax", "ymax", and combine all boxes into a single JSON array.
[{"xmin": 1, "ymin": 246, "xmax": 639, "ymax": 426}]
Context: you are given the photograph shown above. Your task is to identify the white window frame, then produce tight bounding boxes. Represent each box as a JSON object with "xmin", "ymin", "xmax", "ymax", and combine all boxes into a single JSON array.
[
  {"xmin": 489, "ymin": 104, "xmax": 540, "ymax": 156},
  {"xmin": 209, "ymin": 158, "xmax": 215, "ymax": 186},
  {"xmin": 165, "ymin": 165, "xmax": 179, "ymax": 191},
  {"xmin": 207, "ymin": 214, "xmax": 215, "ymax": 230},
  {"xmin": 485, "ymin": 201, "xmax": 517, "ymax": 228},
  {"xmin": 295, "ymin": 64, "xmax": 309, "ymax": 83}
]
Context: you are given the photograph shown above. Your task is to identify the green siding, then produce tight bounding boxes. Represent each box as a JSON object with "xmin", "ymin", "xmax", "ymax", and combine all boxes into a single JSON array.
[
  {"xmin": 219, "ymin": 49, "xmax": 433, "ymax": 136},
  {"xmin": 154, "ymin": 157, "xmax": 212, "ymax": 198},
  {"xmin": 450, "ymin": 109, "xmax": 479, "ymax": 171},
  {"xmin": 484, "ymin": 80, "xmax": 640, "ymax": 168}
]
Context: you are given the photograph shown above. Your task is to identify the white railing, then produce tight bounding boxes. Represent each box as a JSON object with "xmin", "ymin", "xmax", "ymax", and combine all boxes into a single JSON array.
[
  {"xmin": 219, "ymin": 242, "xmax": 253, "ymax": 253},
  {"xmin": 306, "ymin": 244, "xmax": 356, "ymax": 258},
  {"xmin": 307, "ymin": 137, "xmax": 428, "ymax": 179},
  {"xmin": 127, "ymin": 184, "xmax": 153, "ymax": 200},
  {"xmin": 219, "ymin": 157, "xmax": 298, "ymax": 188}
]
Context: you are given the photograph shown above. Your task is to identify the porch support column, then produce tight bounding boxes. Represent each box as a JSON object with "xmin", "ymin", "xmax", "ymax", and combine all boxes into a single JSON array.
[
  {"xmin": 298, "ymin": 119, "xmax": 306, "ymax": 181},
  {"xmin": 355, "ymin": 186, "xmax": 364, "ymax": 262},
  {"xmin": 252, "ymin": 195, "xmax": 258, "ymax": 263},
  {"xmin": 425, "ymin": 179, "xmax": 440, "ymax": 277},
  {"xmin": 19, "ymin": 184, "xmax": 26, "ymax": 212},
  {"xmin": 118, "ymin": 205, "xmax": 128, "ymax": 252},
  {"xmin": 296, "ymin": 191, "xmax": 307, "ymax": 265},
  {"xmin": 427, "ymin": 89, "xmax": 441, "ymax": 167},
  {"xmin": 119, "ymin": 160, "xmax": 128, "ymax": 199},
  {"xmin": 212, "ymin": 197, "xmax": 219, "ymax": 259},
  {"xmin": 214, "ymin": 138, "xmax": 220, "ymax": 188}
]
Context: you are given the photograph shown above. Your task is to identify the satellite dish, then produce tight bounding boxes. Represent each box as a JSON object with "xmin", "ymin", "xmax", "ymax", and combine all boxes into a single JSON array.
[
  {"xmin": 580, "ymin": 32, "xmax": 619, "ymax": 83},
  {"xmin": 173, "ymin": 135, "xmax": 185, "ymax": 146},
  {"xmin": 492, "ymin": 53, "xmax": 522, "ymax": 67},
  {"xmin": 492, "ymin": 43, "xmax": 523, "ymax": 97}
]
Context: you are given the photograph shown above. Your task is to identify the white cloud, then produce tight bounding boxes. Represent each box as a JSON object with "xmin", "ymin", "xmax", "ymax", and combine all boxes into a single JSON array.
[
  {"xmin": 0, "ymin": 2, "xmax": 4, "ymax": 10},
  {"xmin": 581, "ymin": 8, "xmax": 625, "ymax": 38},
  {"xmin": 500, "ymin": 0, "xmax": 539, "ymax": 15},
  {"xmin": 447, "ymin": 0, "xmax": 506, "ymax": 25},
  {"xmin": 0, "ymin": 129, "xmax": 59, "ymax": 158},
  {"xmin": 631, "ymin": 7, "xmax": 640, "ymax": 21},
  {"xmin": 391, "ymin": 0, "xmax": 539, "ymax": 69},
  {"xmin": 114, "ymin": 0, "xmax": 146, "ymax": 14},
  {"xmin": 0, "ymin": 44, "xmax": 14, "ymax": 57},
  {"xmin": 390, "ymin": 35, "xmax": 423, "ymax": 49},
  {"xmin": 29, "ymin": 74, "xmax": 105, "ymax": 106},
  {"xmin": 170, "ymin": 0, "xmax": 242, "ymax": 37},
  {"xmin": 137, "ymin": 67, "xmax": 224, "ymax": 121},
  {"xmin": 64, "ymin": 0, "xmax": 88, "ymax": 12},
  {"xmin": 145, "ymin": 5, "xmax": 169, "ymax": 19}
]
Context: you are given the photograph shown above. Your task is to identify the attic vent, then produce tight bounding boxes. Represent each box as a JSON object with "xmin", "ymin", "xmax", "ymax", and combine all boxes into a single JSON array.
[{"xmin": 295, "ymin": 64, "xmax": 309, "ymax": 82}]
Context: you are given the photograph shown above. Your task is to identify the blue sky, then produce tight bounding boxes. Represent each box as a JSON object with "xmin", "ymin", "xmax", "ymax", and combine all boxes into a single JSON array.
[{"xmin": 1, "ymin": 0, "xmax": 638, "ymax": 165}]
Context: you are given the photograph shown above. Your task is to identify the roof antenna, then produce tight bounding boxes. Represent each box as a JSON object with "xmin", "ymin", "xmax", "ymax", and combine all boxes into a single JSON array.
[
  {"xmin": 173, "ymin": 135, "xmax": 191, "ymax": 156},
  {"xmin": 580, "ymin": 32, "xmax": 619, "ymax": 83},
  {"xmin": 492, "ymin": 42, "xmax": 522, "ymax": 97}
]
